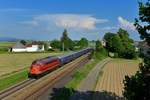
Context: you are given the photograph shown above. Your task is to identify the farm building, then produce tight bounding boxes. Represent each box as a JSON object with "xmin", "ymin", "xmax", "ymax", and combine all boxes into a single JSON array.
[{"xmin": 11, "ymin": 42, "xmax": 44, "ymax": 52}]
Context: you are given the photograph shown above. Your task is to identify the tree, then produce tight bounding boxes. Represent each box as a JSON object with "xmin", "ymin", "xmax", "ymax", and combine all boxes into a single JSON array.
[
  {"xmin": 123, "ymin": 1, "xmax": 150, "ymax": 99},
  {"xmin": 104, "ymin": 32, "xmax": 124, "ymax": 54},
  {"xmin": 20, "ymin": 40, "xmax": 27, "ymax": 45},
  {"xmin": 95, "ymin": 40, "xmax": 102, "ymax": 51},
  {"xmin": 117, "ymin": 28, "xmax": 134, "ymax": 44},
  {"xmin": 60, "ymin": 29, "xmax": 74, "ymax": 51},
  {"xmin": 50, "ymin": 40, "xmax": 61, "ymax": 50},
  {"xmin": 117, "ymin": 28, "xmax": 136, "ymax": 58},
  {"xmin": 77, "ymin": 38, "xmax": 88, "ymax": 49},
  {"xmin": 95, "ymin": 40, "xmax": 108, "ymax": 59},
  {"xmin": 104, "ymin": 29, "xmax": 137, "ymax": 59}
]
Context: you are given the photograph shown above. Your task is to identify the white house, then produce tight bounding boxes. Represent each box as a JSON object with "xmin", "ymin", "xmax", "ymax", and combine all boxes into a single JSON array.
[{"xmin": 11, "ymin": 42, "xmax": 44, "ymax": 52}]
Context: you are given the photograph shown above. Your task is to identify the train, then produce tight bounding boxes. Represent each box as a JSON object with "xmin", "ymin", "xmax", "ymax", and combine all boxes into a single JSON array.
[{"xmin": 28, "ymin": 48, "xmax": 94, "ymax": 78}]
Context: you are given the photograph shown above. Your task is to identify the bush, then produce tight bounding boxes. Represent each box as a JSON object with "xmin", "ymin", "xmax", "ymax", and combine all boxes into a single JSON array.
[
  {"xmin": 94, "ymin": 48, "xmax": 108, "ymax": 60},
  {"xmin": 51, "ymin": 87, "xmax": 75, "ymax": 100},
  {"xmin": 114, "ymin": 53, "xmax": 119, "ymax": 58}
]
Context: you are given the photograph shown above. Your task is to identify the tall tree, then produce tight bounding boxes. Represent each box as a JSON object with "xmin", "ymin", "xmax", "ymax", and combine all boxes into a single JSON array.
[
  {"xmin": 117, "ymin": 28, "xmax": 136, "ymax": 58},
  {"xmin": 123, "ymin": 1, "xmax": 150, "ymax": 99},
  {"xmin": 60, "ymin": 29, "xmax": 74, "ymax": 51}
]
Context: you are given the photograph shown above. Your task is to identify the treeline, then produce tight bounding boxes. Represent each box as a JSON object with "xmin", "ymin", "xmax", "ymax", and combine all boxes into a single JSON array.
[{"xmin": 50, "ymin": 29, "xmax": 88, "ymax": 51}]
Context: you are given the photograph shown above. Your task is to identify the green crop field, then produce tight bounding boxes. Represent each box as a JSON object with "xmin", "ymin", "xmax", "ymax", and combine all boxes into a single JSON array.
[{"xmin": 0, "ymin": 52, "xmax": 63, "ymax": 77}]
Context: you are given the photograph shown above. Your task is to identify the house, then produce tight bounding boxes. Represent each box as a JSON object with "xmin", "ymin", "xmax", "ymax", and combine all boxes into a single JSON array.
[
  {"xmin": 11, "ymin": 42, "xmax": 44, "ymax": 52},
  {"xmin": 11, "ymin": 42, "xmax": 26, "ymax": 52},
  {"xmin": 26, "ymin": 43, "xmax": 44, "ymax": 52}
]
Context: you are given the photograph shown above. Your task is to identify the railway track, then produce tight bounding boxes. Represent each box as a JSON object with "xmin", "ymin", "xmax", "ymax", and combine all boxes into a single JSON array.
[
  {"xmin": 0, "ymin": 79, "xmax": 36, "ymax": 99},
  {"xmin": 0, "ymin": 53, "xmax": 90, "ymax": 100}
]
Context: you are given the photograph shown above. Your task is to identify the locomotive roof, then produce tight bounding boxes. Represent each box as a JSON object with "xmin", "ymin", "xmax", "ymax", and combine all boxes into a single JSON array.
[{"xmin": 33, "ymin": 56, "xmax": 58, "ymax": 64}]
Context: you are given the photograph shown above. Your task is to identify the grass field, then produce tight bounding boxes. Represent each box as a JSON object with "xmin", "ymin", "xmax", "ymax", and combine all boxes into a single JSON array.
[
  {"xmin": 0, "ymin": 52, "xmax": 63, "ymax": 77},
  {"xmin": 0, "ymin": 42, "xmax": 15, "ymax": 48},
  {"xmin": 95, "ymin": 59, "xmax": 140, "ymax": 98},
  {"xmin": 0, "ymin": 70, "xmax": 28, "ymax": 91}
]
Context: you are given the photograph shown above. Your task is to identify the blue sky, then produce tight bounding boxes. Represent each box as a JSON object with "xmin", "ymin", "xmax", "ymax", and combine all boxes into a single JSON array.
[{"xmin": 0, "ymin": 0, "xmax": 142, "ymax": 40}]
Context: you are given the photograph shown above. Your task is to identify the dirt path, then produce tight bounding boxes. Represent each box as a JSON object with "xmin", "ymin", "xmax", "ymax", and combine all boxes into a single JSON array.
[
  {"xmin": 77, "ymin": 58, "xmax": 111, "ymax": 91},
  {"xmin": 94, "ymin": 59, "xmax": 139, "ymax": 99}
]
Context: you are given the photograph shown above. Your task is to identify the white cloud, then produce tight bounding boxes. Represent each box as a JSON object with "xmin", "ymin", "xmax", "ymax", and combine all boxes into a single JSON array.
[
  {"xmin": 118, "ymin": 16, "xmax": 136, "ymax": 31},
  {"xmin": 22, "ymin": 14, "xmax": 108, "ymax": 30}
]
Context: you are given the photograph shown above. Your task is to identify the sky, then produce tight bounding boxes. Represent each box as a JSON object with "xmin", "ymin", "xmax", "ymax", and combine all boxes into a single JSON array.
[{"xmin": 0, "ymin": 0, "xmax": 143, "ymax": 41}]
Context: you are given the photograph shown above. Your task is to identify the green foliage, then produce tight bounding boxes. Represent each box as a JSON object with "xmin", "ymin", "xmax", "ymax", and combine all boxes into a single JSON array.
[
  {"xmin": 104, "ymin": 29, "xmax": 137, "ymax": 59},
  {"xmin": 51, "ymin": 87, "xmax": 75, "ymax": 100},
  {"xmin": 94, "ymin": 49, "xmax": 108, "ymax": 60},
  {"xmin": 95, "ymin": 40, "xmax": 108, "ymax": 59},
  {"xmin": 77, "ymin": 38, "xmax": 88, "ymax": 49},
  {"xmin": 95, "ymin": 40, "xmax": 102, "ymax": 51},
  {"xmin": 20, "ymin": 40, "xmax": 27, "ymax": 45},
  {"xmin": 104, "ymin": 32, "xmax": 123, "ymax": 53},
  {"xmin": 50, "ymin": 39, "xmax": 61, "ymax": 50},
  {"xmin": 60, "ymin": 29, "xmax": 74, "ymax": 51},
  {"xmin": 123, "ymin": 1, "xmax": 150, "ymax": 100},
  {"xmin": 43, "ymin": 43, "xmax": 48, "ymax": 51}
]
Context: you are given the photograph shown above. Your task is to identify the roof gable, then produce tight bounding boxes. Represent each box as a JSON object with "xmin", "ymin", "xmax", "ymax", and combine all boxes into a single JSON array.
[{"xmin": 12, "ymin": 42, "xmax": 26, "ymax": 49}]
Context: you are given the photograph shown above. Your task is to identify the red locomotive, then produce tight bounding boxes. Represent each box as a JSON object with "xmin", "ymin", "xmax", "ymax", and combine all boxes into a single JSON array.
[{"xmin": 29, "ymin": 56, "xmax": 60, "ymax": 78}]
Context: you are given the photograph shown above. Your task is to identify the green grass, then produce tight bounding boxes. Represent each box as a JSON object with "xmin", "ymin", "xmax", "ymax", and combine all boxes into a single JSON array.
[
  {"xmin": 0, "ymin": 52, "xmax": 63, "ymax": 77},
  {"xmin": 66, "ymin": 52, "xmax": 107, "ymax": 89},
  {"xmin": 0, "ymin": 52, "xmax": 69, "ymax": 91},
  {"xmin": 0, "ymin": 70, "xmax": 28, "ymax": 91},
  {"xmin": 0, "ymin": 42, "xmax": 16, "ymax": 53},
  {"xmin": 0, "ymin": 42, "xmax": 15, "ymax": 48}
]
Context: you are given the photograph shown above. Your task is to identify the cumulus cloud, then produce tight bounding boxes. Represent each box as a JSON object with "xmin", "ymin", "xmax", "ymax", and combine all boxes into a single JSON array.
[
  {"xmin": 118, "ymin": 16, "xmax": 136, "ymax": 31},
  {"xmin": 22, "ymin": 14, "xmax": 108, "ymax": 30}
]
